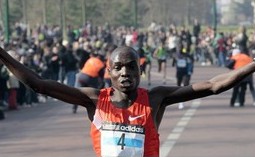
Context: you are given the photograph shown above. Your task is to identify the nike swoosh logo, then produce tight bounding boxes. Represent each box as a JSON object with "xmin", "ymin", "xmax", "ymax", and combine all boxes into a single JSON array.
[{"xmin": 128, "ymin": 114, "xmax": 145, "ymax": 121}]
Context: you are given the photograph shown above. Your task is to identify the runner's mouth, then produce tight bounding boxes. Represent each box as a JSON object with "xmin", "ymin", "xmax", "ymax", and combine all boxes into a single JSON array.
[
  {"xmin": 120, "ymin": 79, "xmax": 131, "ymax": 83},
  {"xmin": 120, "ymin": 80, "xmax": 132, "ymax": 87}
]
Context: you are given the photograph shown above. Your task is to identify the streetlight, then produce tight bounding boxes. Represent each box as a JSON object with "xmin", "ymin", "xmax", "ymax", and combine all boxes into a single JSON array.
[
  {"xmin": 82, "ymin": 0, "xmax": 87, "ymax": 26},
  {"xmin": 42, "ymin": 0, "xmax": 47, "ymax": 24},
  {"xmin": 212, "ymin": 0, "xmax": 217, "ymax": 33},
  {"xmin": 60, "ymin": 0, "xmax": 66, "ymax": 40},
  {"xmin": 251, "ymin": 0, "xmax": 255, "ymax": 24},
  {"xmin": 134, "ymin": 0, "xmax": 138, "ymax": 28},
  {"xmin": 3, "ymin": 0, "xmax": 10, "ymax": 43}
]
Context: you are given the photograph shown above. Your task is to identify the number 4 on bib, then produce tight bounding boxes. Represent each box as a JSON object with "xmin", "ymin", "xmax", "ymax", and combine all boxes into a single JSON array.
[{"xmin": 117, "ymin": 133, "xmax": 126, "ymax": 150}]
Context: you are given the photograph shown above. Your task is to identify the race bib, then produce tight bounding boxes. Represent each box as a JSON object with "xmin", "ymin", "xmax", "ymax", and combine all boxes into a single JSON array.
[
  {"xmin": 177, "ymin": 59, "xmax": 187, "ymax": 68},
  {"xmin": 101, "ymin": 122, "xmax": 145, "ymax": 157}
]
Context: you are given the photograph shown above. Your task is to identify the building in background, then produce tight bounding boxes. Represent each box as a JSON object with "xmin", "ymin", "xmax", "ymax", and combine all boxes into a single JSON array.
[{"xmin": 218, "ymin": 0, "xmax": 253, "ymax": 25}]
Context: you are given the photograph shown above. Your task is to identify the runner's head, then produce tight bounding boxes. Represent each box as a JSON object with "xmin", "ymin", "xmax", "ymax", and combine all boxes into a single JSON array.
[{"xmin": 109, "ymin": 46, "xmax": 141, "ymax": 93}]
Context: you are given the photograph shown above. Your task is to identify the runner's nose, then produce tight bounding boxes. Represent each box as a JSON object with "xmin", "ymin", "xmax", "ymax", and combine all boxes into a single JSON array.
[{"xmin": 121, "ymin": 66, "xmax": 129, "ymax": 77}]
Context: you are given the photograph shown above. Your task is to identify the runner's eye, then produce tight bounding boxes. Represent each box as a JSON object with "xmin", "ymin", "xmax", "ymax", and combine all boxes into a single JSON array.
[{"xmin": 114, "ymin": 65, "xmax": 121, "ymax": 71}]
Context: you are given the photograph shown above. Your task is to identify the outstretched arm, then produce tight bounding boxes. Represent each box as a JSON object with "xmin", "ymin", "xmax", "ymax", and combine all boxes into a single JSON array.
[
  {"xmin": 150, "ymin": 61, "xmax": 255, "ymax": 106},
  {"xmin": 0, "ymin": 47, "xmax": 95, "ymax": 108},
  {"xmin": 150, "ymin": 62, "xmax": 255, "ymax": 128},
  {"xmin": 191, "ymin": 62, "xmax": 255, "ymax": 97}
]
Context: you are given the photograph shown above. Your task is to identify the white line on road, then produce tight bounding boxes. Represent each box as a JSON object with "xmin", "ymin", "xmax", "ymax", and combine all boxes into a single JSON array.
[{"xmin": 160, "ymin": 99, "xmax": 201, "ymax": 157}]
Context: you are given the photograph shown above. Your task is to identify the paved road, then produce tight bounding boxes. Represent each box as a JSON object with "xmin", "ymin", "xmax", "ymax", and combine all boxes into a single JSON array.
[{"xmin": 1, "ymin": 62, "xmax": 255, "ymax": 157}]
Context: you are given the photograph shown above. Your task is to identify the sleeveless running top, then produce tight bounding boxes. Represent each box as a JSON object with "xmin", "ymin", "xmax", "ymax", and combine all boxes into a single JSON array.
[
  {"xmin": 155, "ymin": 47, "xmax": 167, "ymax": 60},
  {"xmin": 140, "ymin": 57, "xmax": 146, "ymax": 66},
  {"xmin": 81, "ymin": 57, "xmax": 105, "ymax": 77},
  {"xmin": 90, "ymin": 88, "xmax": 159, "ymax": 157},
  {"xmin": 231, "ymin": 53, "xmax": 252, "ymax": 70}
]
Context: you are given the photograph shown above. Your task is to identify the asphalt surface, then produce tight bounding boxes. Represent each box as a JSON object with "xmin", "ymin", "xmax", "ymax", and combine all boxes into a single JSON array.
[{"xmin": 1, "ymin": 62, "xmax": 255, "ymax": 157}]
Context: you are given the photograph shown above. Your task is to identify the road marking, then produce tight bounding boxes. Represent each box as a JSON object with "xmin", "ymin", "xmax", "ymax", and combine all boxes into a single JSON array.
[{"xmin": 160, "ymin": 99, "xmax": 201, "ymax": 157}]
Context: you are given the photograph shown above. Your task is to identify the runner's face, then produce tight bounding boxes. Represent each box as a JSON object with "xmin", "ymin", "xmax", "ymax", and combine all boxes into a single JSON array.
[{"xmin": 109, "ymin": 48, "xmax": 140, "ymax": 93}]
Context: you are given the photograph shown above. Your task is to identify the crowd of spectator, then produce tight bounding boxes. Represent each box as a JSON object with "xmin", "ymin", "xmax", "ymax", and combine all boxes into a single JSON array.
[{"xmin": 1, "ymin": 19, "xmax": 255, "ymax": 117}]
